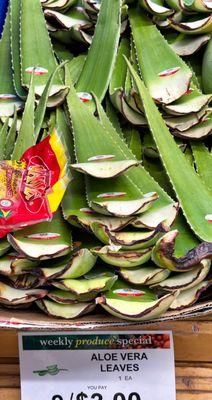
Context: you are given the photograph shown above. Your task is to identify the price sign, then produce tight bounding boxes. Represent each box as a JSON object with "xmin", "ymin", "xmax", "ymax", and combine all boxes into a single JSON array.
[{"xmin": 19, "ymin": 331, "xmax": 176, "ymax": 400}]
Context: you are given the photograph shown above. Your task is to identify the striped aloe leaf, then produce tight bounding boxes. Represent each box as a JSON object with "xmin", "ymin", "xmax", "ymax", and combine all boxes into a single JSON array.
[{"xmin": 126, "ymin": 59, "xmax": 212, "ymax": 242}]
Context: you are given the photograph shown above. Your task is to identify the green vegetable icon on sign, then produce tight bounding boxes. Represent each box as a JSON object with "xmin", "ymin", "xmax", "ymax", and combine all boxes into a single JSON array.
[{"xmin": 33, "ymin": 365, "xmax": 68, "ymax": 376}]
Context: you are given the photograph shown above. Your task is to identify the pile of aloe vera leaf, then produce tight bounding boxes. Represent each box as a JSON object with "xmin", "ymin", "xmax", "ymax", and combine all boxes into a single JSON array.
[{"xmin": 0, "ymin": 0, "xmax": 211, "ymax": 321}]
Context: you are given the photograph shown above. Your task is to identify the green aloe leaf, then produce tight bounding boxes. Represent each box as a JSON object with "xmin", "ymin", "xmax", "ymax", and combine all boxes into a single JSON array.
[
  {"xmin": 126, "ymin": 59, "xmax": 212, "ymax": 242},
  {"xmin": 0, "ymin": 117, "xmax": 9, "ymax": 159},
  {"xmin": 169, "ymin": 15, "xmax": 212, "ymax": 35},
  {"xmin": 0, "ymin": 10, "xmax": 23, "ymax": 117},
  {"xmin": 36, "ymin": 299, "xmax": 95, "ymax": 319},
  {"xmin": 21, "ymin": 0, "xmax": 67, "ymax": 101},
  {"xmin": 10, "ymin": 0, "xmax": 27, "ymax": 99},
  {"xmin": 129, "ymin": 9, "xmax": 192, "ymax": 104},
  {"xmin": 168, "ymin": 33, "xmax": 210, "ymax": 57},
  {"xmin": 76, "ymin": 0, "xmax": 121, "ymax": 100},
  {"xmin": 11, "ymin": 74, "xmax": 35, "ymax": 160},
  {"xmin": 191, "ymin": 143, "xmax": 212, "ymax": 192},
  {"xmin": 34, "ymin": 61, "xmax": 68, "ymax": 139},
  {"xmin": 4, "ymin": 111, "xmax": 17, "ymax": 159}
]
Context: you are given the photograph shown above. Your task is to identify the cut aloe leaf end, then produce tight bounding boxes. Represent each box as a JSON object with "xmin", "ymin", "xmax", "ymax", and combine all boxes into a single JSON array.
[
  {"xmin": 169, "ymin": 281, "xmax": 211, "ymax": 311},
  {"xmin": 71, "ymin": 160, "xmax": 140, "ymax": 179},
  {"xmin": 132, "ymin": 203, "xmax": 179, "ymax": 230},
  {"xmin": 92, "ymin": 246, "xmax": 152, "ymax": 268},
  {"xmin": 36, "ymin": 298, "xmax": 96, "ymax": 319},
  {"xmin": 91, "ymin": 222, "xmax": 167, "ymax": 250},
  {"xmin": 0, "ymin": 282, "xmax": 47, "ymax": 306},
  {"xmin": 152, "ymin": 230, "xmax": 212, "ymax": 271},
  {"xmin": 8, "ymin": 215, "xmax": 72, "ymax": 260},
  {"xmin": 52, "ymin": 270, "xmax": 118, "ymax": 295},
  {"xmin": 31, "ymin": 249, "xmax": 97, "ymax": 281},
  {"xmin": 119, "ymin": 266, "xmax": 171, "ymax": 285},
  {"xmin": 152, "ymin": 259, "xmax": 211, "ymax": 291},
  {"xmin": 96, "ymin": 280, "xmax": 178, "ymax": 321},
  {"xmin": 0, "ymin": 254, "xmax": 39, "ymax": 277},
  {"xmin": 90, "ymin": 192, "xmax": 159, "ymax": 217},
  {"xmin": 47, "ymin": 289, "xmax": 97, "ymax": 304}
]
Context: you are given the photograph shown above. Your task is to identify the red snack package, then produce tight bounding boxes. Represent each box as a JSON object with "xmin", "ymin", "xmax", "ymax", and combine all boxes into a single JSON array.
[{"xmin": 0, "ymin": 129, "xmax": 69, "ymax": 238}]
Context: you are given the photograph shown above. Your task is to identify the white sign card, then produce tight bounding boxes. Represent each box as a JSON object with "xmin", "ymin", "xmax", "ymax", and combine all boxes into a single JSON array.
[{"xmin": 19, "ymin": 331, "xmax": 176, "ymax": 400}]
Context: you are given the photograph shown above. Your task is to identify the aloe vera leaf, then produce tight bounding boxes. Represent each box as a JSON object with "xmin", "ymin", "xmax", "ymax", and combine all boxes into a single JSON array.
[
  {"xmin": 163, "ymin": 89, "xmax": 212, "ymax": 115},
  {"xmin": 93, "ymin": 94, "xmax": 178, "ymax": 224},
  {"xmin": 34, "ymin": 61, "xmax": 69, "ymax": 139},
  {"xmin": 172, "ymin": 113, "xmax": 212, "ymax": 139},
  {"xmin": 119, "ymin": 265, "xmax": 171, "ymax": 285},
  {"xmin": 109, "ymin": 38, "xmax": 146, "ymax": 125},
  {"xmin": 191, "ymin": 142, "xmax": 212, "ymax": 191},
  {"xmin": 184, "ymin": 0, "xmax": 212, "ymax": 12},
  {"xmin": 44, "ymin": 7, "xmax": 92, "ymax": 30},
  {"xmin": 96, "ymin": 282, "xmax": 178, "ymax": 321},
  {"xmin": 0, "ymin": 283, "xmax": 47, "ymax": 306},
  {"xmin": 72, "ymin": 160, "xmax": 140, "ymax": 179},
  {"xmin": 67, "ymin": 73, "xmax": 159, "ymax": 217},
  {"xmin": 153, "ymin": 259, "xmax": 211, "ymax": 291},
  {"xmin": 169, "ymin": 33, "xmax": 210, "ymax": 56},
  {"xmin": 11, "ymin": 75, "xmax": 35, "ymax": 160},
  {"xmin": 30, "ymin": 249, "xmax": 97, "ymax": 280},
  {"xmin": 92, "ymin": 246, "xmax": 152, "ymax": 268},
  {"xmin": 47, "ymin": 289, "xmax": 96, "ymax": 304},
  {"xmin": 4, "ymin": 111, "xmax": 17, "ymax": 159},
  {"xmin": 127, "ymin": 60, "xmax": 212, "ymax": 242},
  {"xmin": 106, "ymin": 100, "xmax": 123, "ymax": 137},
  {"xmin": 0, "ymin": 11, "xmax": 23, "ymax": 117},
  {"xmin": 202, "ymin": 38, "xmax": 212, "ymax": 94},
  {"xmin": 8, "ymin": 213, "xmax": 72, "ymax": 260},
  {"xmin": 49, "ymin": 22, "xmax": 92, "ymax": 46},
  {"xmin": 139, "ymin": 0, "xmax": 174, "ymax": 16},
  {"xmin": 66, "ymin": 54, "xmax": 86, "ymax": 84},
  {"xmin": 165, "ymin": 108, "xmax": 207, "ymax": 132},
  {"xmin": 21, "ymin": 0, "xmax": 66, "ymax": 98},
  {"xmin": 0, "ymin": 117, "xmax": 9, "ymax": 159},
  {"xmin": 169, "ymin": 15, "xmax": 212, "ymax": 34},
  {"xmin": 122, "ymin": 125, "xmax": 142, "ymax": 160},
  {"xmin": 152, "ymin": 230, "xmax": 212, "ymax": 271},
  {"xmin": 52, "ymin": 271, "xmax": 118, "ymax": 294},
  {"xmin": 91, "ymin": 222, "xmax": 166, "ymax": 250},
  {"xmin": 169, "ymin": 281, "xmax": 211, "ymax": 310},
  {"xmin": 0, "ymin": 254, "xmax": 39, "ymax": 276},
  {"xmin": 76, "ymin": 0, "xmax": 121, "ymax": 100},
  {"xmin": 129, "ymin": 10, "xmax": 192, "ymax": 104},
  {"xmin": 36, "ymin": 299, "xmax": 95, "ymax": 319},
  {"xmin": 10, "ymin": 0, "xmax": 27, "ymax": 99}
]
